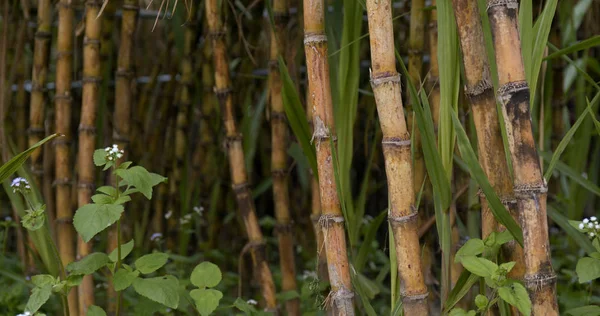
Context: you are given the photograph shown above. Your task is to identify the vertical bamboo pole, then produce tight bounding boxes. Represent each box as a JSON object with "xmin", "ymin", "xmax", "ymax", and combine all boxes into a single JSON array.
[
  {"xmin": 269, "ymin": 0, "xmax": 300, "ymax": 314},
  {"xmin": 487, "ymin": 0, "xmax": 558, "ymax": 314},
  {"xmin": 76, "ymin": 0, "xmax": 102, "ymax": 312},
  {"xmin": 205, "ymin": 0, "xmax": 277, "ymax": 310},
  {"xmin": 303, "ymin": 0, "xmax": 354, "ymax": 314},
  {"xmin": 451, "ymin": 0, "xmax": 525, "ymax": 282},
  {"xmin": 28, "ymin": 0, "xmax": 52, "ymax": 187},
  {"xmin": 55, "ymin": 0, "xmax": 78, "ymax": 313},
  {"xmin": 366, "ymin": 1, "xmax": 429, "ymax": 314}
]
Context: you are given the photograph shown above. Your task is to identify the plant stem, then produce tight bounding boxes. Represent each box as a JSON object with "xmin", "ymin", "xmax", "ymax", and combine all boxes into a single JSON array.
[
  {"xmin": 61, "ymin": 294, "xmax": 70, "ymax": 316},
  {"xmin": 114, "ymin": 170, "xmax": 122, "ymax": 316}
]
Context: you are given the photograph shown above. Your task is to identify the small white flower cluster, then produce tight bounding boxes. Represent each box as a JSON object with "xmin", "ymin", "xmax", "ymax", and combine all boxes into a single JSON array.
[
  {"xmin": 16, "ymin": 311, "xmax": 32, "ymax": 316},
  {"xmin": 193, "ymin": 205, "xmax": 204, "ymax": 216},
  {"xmin": 150, "ymin": 233, "xmax": 163, "ymax": 242},
  {"xmin": 11, "ymin": 177, "xmax": 31, "ymax": 193},
  {"xmin": 302, "ymin": 270, "xmax": 318, "ymax": 280},
  {"xmin": 180, "ymin": 213, "xmax": 192, "ymax": 225},
  {"xmin": 247, "ymin": 299, "xmax": 258, "ymax": 306},
  {"xmin": 579, "ymin": 216, "xmax": 600, "ymax": 238},
  {"xmin": 104, "ymin": 144, "xmax": 124, "ymax": 161}
]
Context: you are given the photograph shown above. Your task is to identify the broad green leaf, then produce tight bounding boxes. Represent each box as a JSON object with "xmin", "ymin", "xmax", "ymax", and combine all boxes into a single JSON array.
[
  {"xmin": 460, "ymin": 256, "xmax": 498, "ymax": 278},
  {"xmin": 96, "ymin": 186, "xmax": 117, "ymax": 196},
  {"xmin": 91, "ymin": 194, "xmax": 113, "ymax": 204},
  {"xmin": 74, "ymin": 204, "xmax": 124, "ymax": 242},
  {"xmin": 135, "ymin": 252, "xmax": 169, "ymax": 274},
  {"xmin": 25, "ymin": 284, "xmax": 52, "ymax": 314},
  {"xmin": 113, "ymin": 195, "xmax": 131, "ymax": 205},
  {"xmin": 475, "ymin": 294, "xmax": 488, "ymax": 310},
  {"xmin": 233, "ymin": 297, "xmax": 259, "ymax": 314},
  {"xmin": 87, "ymin": 305, "xmax": 107, "ymax": 316},
  {"xmin": 451, "ymin": 111, "xmax": 524, "ymax": 246},
  {"xmin": 499, "ymin": 261, "xmax": 516, "ymax": 273},
  {"xmin": 113, "ymin": 269, "xmax": 140, "ymax": 291},
  {"xmin": 31, "ymin": 274, "xmax": 55, "ymax": 287},
  {"xmin": 93, "ymin": 149, "xmax": 108, "ymax": 166},
  {"xmin": 66, "ymin": 274, "xmax": 83, "ymax": 287},
  {"xmin": 190, "ymin": 261, "xmax": 222, "ymax": 288},
  {"xmin": 132, "ymin": 276, "xmax": 179, "ymax": 309},
  {"xmin": 498, "ymin": 282, "xmax": 532, "ymax": 316},
  {"xmin": 278, "ymin": 57, "xmax": 318, "ymax": 178},
  {"xmin": 117, "ymin": 161, "xmax": 133, "ymax": 170},
  {"xmin": 565, "ymin": 305, "xmax": 600, "ymax": 316},
  {"xmin": 108, "ymin": 239, "xmax": 135, "ymax": 262},
  {"xmin": 66, "ymin": 252, "xmax": 110, "ymax": 275},
  {"xmin": 0, "ymin": 134, "xmax": 60, "ymax": 183},
  {"xmin": 149, "ymin": 173, "xmax": 167, "ymax": 187},
  {"xmin": 576, "ymin": 257, "xmax": 600, "ymax": 283},
  {"xmin": 115, "ymin": 166, "xmax": 154, "ymax": 199},
  {"xmin": 455, "ymin": 239, "xmax": 484, "ymax": 263},
  {"xmin": 190, "ymin": 288, "xmax": 223, "ymax": 316}
]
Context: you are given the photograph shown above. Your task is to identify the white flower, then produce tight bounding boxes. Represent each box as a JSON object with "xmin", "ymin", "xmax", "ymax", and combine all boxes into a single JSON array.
[
  {"xmin": 591, "ymin": 216, "xmax": 598, "ymax": 221},
  {"xmin": 150, "ymin": 233, "xmax": 163, "ymax": 241},
  {"xmin": 579, "ymin": 223, "xmax": 585, "ymax": 229},
  {"xmin": 590, "ymin": 232, "xmax": 595, "ymax": 237},
  {"xmin": 193, "ymin": 206, "xmax": 204, "ymax": 215},
  {"xmin": 302, "ymin": 270, "xmax": 318, "ymax": 280},
  {"xmin": 247, "ymin": 299, "xmax": 258, "ymax": 305},
  {"xmin": 11, "ymin": 177, "xmax": 31, "ymax": 193},
  {"xmin": 165, "ymin": 210, "xmax": 172, "ymax": 219},
  {"xmin": 596, "ymin": 225, "xmax": 600, "ymax": 229},
  {"xmin": 584, "ymin": 218, "xmax": 590, "ymax": 223},
  {"xmin": 589, "ymin": 223, "xmax": 594, "ymax": 228},
  {"xmin": 16, "ymin": 311, "xmax": 32, "ymax": 316}
]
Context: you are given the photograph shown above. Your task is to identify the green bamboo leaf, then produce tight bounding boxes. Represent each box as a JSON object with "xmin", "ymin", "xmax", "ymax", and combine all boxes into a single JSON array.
[
  {"xmin": 527, "ymin": 0, "xmax": 558, "ymax": 107},
  {"xmin": 278, "ymin": 57, "xmax": 318, "ymax": 178},
  {"xmin": 565, "ymin": 305, "xmax": 600, "ymax": 316},
  {"xmin": 540, "ymin": 152, "xmax": 600, "ymax": 198},
  {"xmin": 0, "ymin": 133, "xmax": 60, "ymax": 183},
  {"xmin": 451, "ymin": 111, "xmax": 524, "ymax": 246},
  {"xmin": 443, "ymin": 270, "xmax": 480, "ymax": 313},
  {"xmin": 545, "ymin": 35, "xmax": 600, "ymax": 60}
]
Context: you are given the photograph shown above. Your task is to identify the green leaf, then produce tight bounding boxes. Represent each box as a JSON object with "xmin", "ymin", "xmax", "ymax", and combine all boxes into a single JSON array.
[
  {"xmin": 499, "ymin": 261, "xmax": 516, "ymax": 273},
  {"xmin": 449, "ymin": 308, "xmax": 477, "ymax": 316},
  {"xmin": 115, "ymin": 166, "xmax": 154, "ymax": 199},
  {"xmin": 113, "ymin": 195, "xmax": 131, "ymax": 205},
  {"xmin": 135, "ymin": 252, "xmax": 169, "ymax": 274},
  {"xmin": 576, "ymin": 257, "xmax": 600, "ymax": 283},
  {"xmin": 455, "ymin": 239, "xmax": 484, "ymax": 263},
  {"xmin": 233, "ymin": 297, "xmax": 259, "ymax": 314},
  {"xmin": 93, "ymin": 149, "xmax": 108, "ymax": 167},
  {"xmin": 66, "ymin": 252, "xmax": 110, "ymax": 275},
  {"xmin": 25, "ymin": 284, "xmax": 52, "ymax": 314},
  {"xmin": 460, "ymin": 256, "xmax": 498, "ymax": 278},
  {"xmin": 475, "ymin": 294, "xmax": 488, "ymax": 310},
  {"xmin": 190, "ymin": 288, "xmax": 223, "ymax": 316},
  {"xmin": 149, "ymin": 173, "xmax": 167, "ymax": 186},
  {"xmin": 31, "ymin": 274, "xmax": 55, "ymax": 287},
  {"xmin": 132, "ymin": 276, "xmax": 179, "ymax": 309},
  {"xmin": 87, "ymin": 305, "xmax": 107, "ymax": 316},
  {"xmin": 547, "ymin": 206, "xmax": 596, "ymax": 255},
  {"xmin": 91, "ymin": 194, "xmax": 113, "ymax": 204},
  {"xmin": 444, "ymin": 270, "xmax": 480, "ymax": 313},
  {"xmin": 451, "ymin": 111, "xmax": 524, "ymax": 246},
  {"xmin": 276, "ymin": 290, "xmax": 300, "ymax": 302},
  {"xmin": 190, "ymin": 261, "xmax": 222, "ymax": 288},
  {"xmin": 66, "ymin": 274, "xmax": 83, "ymax": 287},
  {"xmin": 545, "ymin": 35, "xmax": 600, "ymax": 60},
  {"xmin": 565, "ymin": 305, "xmax": 600, "ymax": 316},
  {"xmin": 117, "ymin": 161, "xmax": 133, "ymax": 170},
  {"xmin": 108, "ymin": 239, "xmax": 135, "ymax": 262},
  {"xmin": 0, "ymin": 134, "xmax": 60, "ymax": 183},
  {"xmin": 278, "ymin": 57, "xmax": 318, "ymax": 178},
  {"xmin": 113, "ymin": 269, "xmax": 140, "ymax": 291},
  {"xmin": 498, "ymin": 282, "xmax": 532, "ymax": 316},
  {"xmin": 74, "ymin": 204, "xmax": 124, "ymax": 242},
  {"xmin": 96, "ymin": 186, "xmax": 117, "ymax": 196}
]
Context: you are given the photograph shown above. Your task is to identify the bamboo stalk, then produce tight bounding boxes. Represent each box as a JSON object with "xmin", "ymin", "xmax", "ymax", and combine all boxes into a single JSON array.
[
  {"xmin": 28, "ymin": 0, "xmax": 52, "ymax": 188},
  {"xmin": 55, "ymin": 0, "xmax": 78, "ymax": 313},
  {"xmin": 269, "ymin": 0, "xmax": 300, "ymax": 314},
  {"xmin": 366, "ymin": 1, "xmax": 429, "ymax": 314},
  {"xmin": 205, "ymin": 0, "xmax": 277, "ymax": 310},
  {"xmin": 451, "ymin": 0, "xmax": 525, "ymax": 282},
  {"xmin": 76, "ymin": 0, "xmax": 103, "ymax": 312},
  {"xmin": 303, "ymin": 0, "xmax": 354, "ymax": 314},
  {"xmin": 487, "ymin": 0, "xmax": 558, "ymax": 314}
]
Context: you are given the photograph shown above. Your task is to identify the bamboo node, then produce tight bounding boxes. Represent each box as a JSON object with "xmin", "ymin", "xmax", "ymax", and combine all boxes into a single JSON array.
[
  {"xmin": 30, "ymin": 167, "xmax": 44, "ymax": 176},
  {"xmin": 208, "ymin": 31, "xmax": 226, "ymax": 39},
  {"xmin": 465, "ymin": 79, "xmax": 493, "ymax": 97},
  {"xmin": 274, "ymin": 222, "xmax": 294, "ymax": 235},
  {"xmin": 54, "ymin": 93, "xmax": 73, "ymax": 102},
  {"xmin": 332, "ymin": 287, "xmax": 354, "ymax": 304},
  {"xmin": 268, "ymin": 59, "xmax": 279, "ymax": 69},
  {"xmin": 513, "ymin": 183, "xmax": 548, "ymax": 199},
  {"xmin": 312, "ymin": 116, "xmax": 334, "ymax": 145},
  {"xmin": 78, "ymin": 125, "xmax": 96, "ymax": 133},
  {"xmin": 56, "ymin": 51, "xmax": 73, "ymax": 59},
  {"xmin": 116, "ymin": 69, "xmax": 134, "ymax": 78},
  {"xmin": 56, "ymin": 2, "xmax": 73, "ymax": 9},
  {"xmin": 382, "ymin": 137, "xmax": 411, "ymax": 147},
  {"xmin": 370, "ymin": 73, "xmax": 401, "ymax": 88},
  {"xmin": 303, "ymin": 34, "xmax": 327, "ymax": 45},
  {"xmin": 310, "ymin": 213, "xmax": 321, "ymax": 224},
  {"xmin": 52, "ymin": 138, "xmax": 71, "ymax": 146},
  {"xmin": 112, "ymin": 134, "xmax": 131, "ymax": 144},
  {"xmin": 487, "ymin": 0, "xmax": 519, "ymax": 10},
  {"xmin": 318, "ymin": 214, "xmax": 344, "ymax": 228},
  {"xmin": 82, "ymin": 76, "xmax": 102, "ymax": 84},
  {"xmin": 271, "ymin": 168, "xmax": 288, "ymax": 178},
  {"xmin": 55, "ymin": 217, "xmax": 73, "ymax": 224},
  {"xmin": 388, "ymin": 210, "xmax": 418, "ymax": 224},
  {"xmin": 83, "ymin": 37, "xmax": 101, "ymax": 46},
  {"xmin": 122, "ymin": 3, "xmax": 139, "ymax": 11},
  {"xmin": 497, "ymin": 81, "xmax": 529, "ymax": 103},
  {"xmin": 30, "ymin": 82, "xmax": 47, "ymax": 92},
  {"xmin": 402, "ymin": 291, "xmax": 429, "ymax": 302},
  {"xmin": 77, "ymin": 181, "xmax": 95, "ymax": 190},
  {"xmin": 408, "ymin": 48, "xmax": 424, "ymax": 56},
  {"xmin": 27, "ymin": 127, "xmax": 45, "ymax": 135},
  {"xmin": 53, "ymin": 178, "xmax": 72, "ymax": 186},
  {"xmin": 524, "ymin": 273, "xmax": 557, "ymax": 291},
  {"xmin": 34, "ymin": 31, "xmax": 52, "ymax": 39},
  {"xmin": 214, "ymin": 87, "xmax": 232, "ymax": 98},
  {"xmin": 232, "ymin": 182, "xmax": 250, "ymax": 195},
  {"xmin": 85, "ymin": 0, "xmax": 103, "ymax": 7}
]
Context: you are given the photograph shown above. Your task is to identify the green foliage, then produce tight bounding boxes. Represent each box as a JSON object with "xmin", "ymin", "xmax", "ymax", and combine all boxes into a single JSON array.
[
  {"xmin": 497, "ymin": 282, "xmax": 531, "ymax": 316},
  {"xmin": 66, "ymin": 253, "xmax": 110, "ymax": 275},
  {"xmin": 25, "ymin": 285, "xmax": 52, "ymax": 314},
  {"xmin": 132, "ymin": 276, "xmax": 180, "ymax": 309},
  {"xmin": 566, "ymin": 305, "xmax": 600, "ymax": 316},
  {"xmin": 113, "ymin": 268, "xmax": 140, "ymax": 291},
  {"xmin": 108, "ymin": 239, "xmax": 135, "ymax": 262},
  {"xmin": 87, "ymin": 305, "xmax": 107, "ymax": 316},
  {"xmin": 73, "ymin": 204, "xmax": 125, "ymax": 243},
  {"xmin": 0, "ymin": 134, "xmax": 60, "ymax": 183},
  {"xmin": 134, "ymin": 252, "xmax": 169, "ymax": 274},
  {"xmin": 188, "ymin": 261, "xmax": 223, "ymax": 315}
]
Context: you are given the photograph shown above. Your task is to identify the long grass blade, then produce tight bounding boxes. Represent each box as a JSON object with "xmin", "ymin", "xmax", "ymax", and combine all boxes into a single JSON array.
[
  {"xmin": 547, "ymin": 205, "xmax": 596, "ymax": 255},
  {"xmin": 0, "ymin": 133, "xmax": 60, "ymax": 182},
  {"xmin": 545, "ymin": 35, "xmax": 600, "ymax": 60}
]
